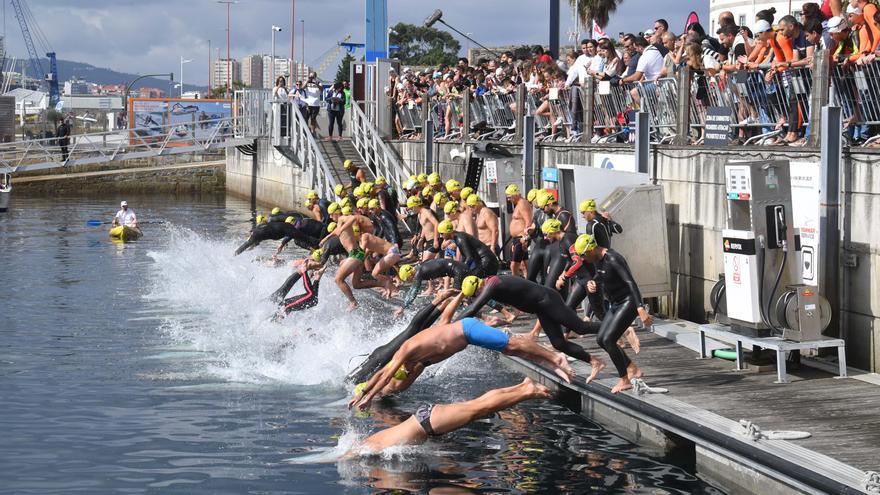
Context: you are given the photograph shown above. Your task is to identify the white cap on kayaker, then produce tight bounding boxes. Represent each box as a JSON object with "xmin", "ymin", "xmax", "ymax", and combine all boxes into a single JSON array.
[{"xmin": 121, "ymin": 201, "xmax": 128, "ymax": 207}]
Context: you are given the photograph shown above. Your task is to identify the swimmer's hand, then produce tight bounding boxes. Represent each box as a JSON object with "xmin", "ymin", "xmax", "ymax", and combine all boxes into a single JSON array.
[
  {"xmin": 587, "ymin": 280, "xmax": 597, "ymax": 293},
  {"xmin": 394, "ymin": 308, "xmax": 405, "ymax": 317},
  {"xmin": 555, "ymin": 275, "xmax": 566, "ymax": 290}
]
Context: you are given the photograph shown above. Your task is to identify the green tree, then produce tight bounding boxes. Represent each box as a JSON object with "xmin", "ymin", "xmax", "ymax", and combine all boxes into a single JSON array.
[
  {"xmin": 335, "ymin": 53, "xmax": 356, "ymax": 83},
  {"xmin": 389, "ymin": 22, "xmax": 461, "ymax": 66},
  {"xmin": 569, "ymin": 0, "xmax": 623, "ymax": 35}
]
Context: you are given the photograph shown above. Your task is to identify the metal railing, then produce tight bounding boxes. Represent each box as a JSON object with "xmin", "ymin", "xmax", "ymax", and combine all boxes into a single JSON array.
[
  {"xmin": 0, "ymin": 115, "xmax": 245, "ymax": 174},
  {"xmin": 272, "ymin": 100, "xmax": 338, "ymax": 199},
  {"xmin": 350, "ymin": 101, "xmax": 414, "ymax": 200},
  {"xmin": 234, "ymin": 89, "xmax": 272, "ymax": 138}
]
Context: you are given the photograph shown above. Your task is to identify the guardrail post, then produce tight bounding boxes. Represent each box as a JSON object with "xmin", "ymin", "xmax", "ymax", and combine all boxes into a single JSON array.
[
  {"xmin": 674, "ymin": 66, "xmax": 691, "ymax": 146},
  {"xmin": 515, "ymin": 84, "xmax": 526, "ymax": 141},
  {"xmin": 809, "ymin": 49, "xmax": 831, "ymax": 148},
  {"xmin": 462, "ymin": 92, "xmax": 471, "ymax": 144},
  {"xmin": 523, "ymin": 115, "xmax": 535, "ymax": 191},
  {"xmin": 581, "ymin": 78, "xmax": 594, "ymax": 143},
  {"xmin": 424, "ymin": 119, "xmax": 434, "ymax": 174},
  {"xmin": 635, "ymin": 111, "xmax": 650, "ymax": 175},
  {"xmin": 819, "ymin": 105, "xmax": 841, "ymax": 339},
  {"xmin": 422, "ymin": 97, "xmax": 430, "ymax": 123}
]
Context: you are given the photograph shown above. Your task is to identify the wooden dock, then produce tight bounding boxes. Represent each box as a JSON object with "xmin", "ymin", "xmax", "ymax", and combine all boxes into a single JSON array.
[{"xmin": 500, "ymin": 319, "xmax": 878, "ymax": 494}]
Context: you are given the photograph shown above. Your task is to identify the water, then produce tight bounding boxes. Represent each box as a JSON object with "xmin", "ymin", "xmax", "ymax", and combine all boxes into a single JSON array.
[{"xmin": 0, "ymin": 193, "xmax": 725, "ymax": 494}]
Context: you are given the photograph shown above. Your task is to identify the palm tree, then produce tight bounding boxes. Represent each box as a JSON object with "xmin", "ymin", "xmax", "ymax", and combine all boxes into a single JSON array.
[{"xmin": 569, "ymin": 0, "xmax": 623, "ymax": 36}]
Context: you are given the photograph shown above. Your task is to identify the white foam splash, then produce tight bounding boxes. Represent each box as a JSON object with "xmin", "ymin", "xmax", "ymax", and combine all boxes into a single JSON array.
[{"xmin": 144, "ymin": 227, "xmax": 406, "ymax": 388}]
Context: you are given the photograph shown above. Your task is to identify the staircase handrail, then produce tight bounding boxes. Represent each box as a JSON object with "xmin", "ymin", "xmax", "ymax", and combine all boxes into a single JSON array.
[
  {"xmin": 349, "ymin": 101, "xmax": 413, "ymax": 201},
  {"xmin": 282, "ymin": 100, "xmax": 338, "ymax": 199}
]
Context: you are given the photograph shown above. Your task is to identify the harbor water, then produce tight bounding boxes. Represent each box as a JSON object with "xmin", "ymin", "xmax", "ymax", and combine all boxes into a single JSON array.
[{"xmin": 0, "ymin": 194, "xmax": 725, "ymax": 493}]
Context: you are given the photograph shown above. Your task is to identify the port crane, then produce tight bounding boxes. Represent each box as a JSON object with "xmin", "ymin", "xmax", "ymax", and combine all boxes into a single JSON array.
[{"xmin": 10, "ymin": 0, "xmax": 60, "ymax": 108}]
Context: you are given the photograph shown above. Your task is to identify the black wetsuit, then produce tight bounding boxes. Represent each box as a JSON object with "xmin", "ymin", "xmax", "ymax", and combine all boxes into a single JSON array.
[
  {"xmin": 562, "ymin": 244, "xmax": 606, "ymax": 320},
  {"xmin": 234, "ymin": 221, "xmax": 321, "ymax": 255},
  {"xmin": 269, "ymin": 211, "xmax": 303, "ymax": 223},
  {"xmin": 577, "ymin": 215, "xmax": 623, "ymax": 318},
  {"xmin": 545, "ymin": 234, "xmax": 575, "ymax": 293},
  {"xmin": 270, "ymin": 269, "xmax": 321, "ymax": 319},
  {"xmin": 319, "ymin": 235, "xmax": 346, "ymax": 264},
  {"xmin": 593, "ymin": 249, "xmax": 643, "ymax": 377},
  {"xmin": 347, "ymin": 302, "xmax": 443, "ymax": 384},
  {"xmin": 449, "ymin": 231, "xmax": 498, "ymax": 277},
  {"xmin": 278, "ymin": 218, "xmax": 326, "ymax": 253},
  {"xmin": 317, "ymin": 199, "xmax": 331, "ymax": 225},
  {"xmin": 377, "ymin": 188, "xmax": 399, "ymax": 216},
  {"xmin": 526, "ymin": 209, "xmax": 551, "ymax": 284},
  {"xmin": 587, "ymin": 216, "xmax": 623, "ymax": 249},
  {"xmin": 401, "ymin": 259, "xmax": 471, "ymax": 309},
  {"xmin": 371, "ymin": 209, "xmax": 403, "ymax": 247},
  {"xmin": 348, "ymin": 168, "xmax": 362, "ymax": 188},
  {"xmin": 457, "ymin": 275, "xmax": 599, "ymax": 363}
]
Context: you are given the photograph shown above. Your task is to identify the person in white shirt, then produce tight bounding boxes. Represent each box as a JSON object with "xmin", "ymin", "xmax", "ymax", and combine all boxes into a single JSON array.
[
  {"xmin": 622, "ymin": 37, "xmax": 665, "ymax": 109},
  {"xmin": 301, "ymin": 72, "xmax": 323, "ymax": 135},
  {"xmin": 112, "ymin": 201, "xmax": 139, "ymax": 229}
]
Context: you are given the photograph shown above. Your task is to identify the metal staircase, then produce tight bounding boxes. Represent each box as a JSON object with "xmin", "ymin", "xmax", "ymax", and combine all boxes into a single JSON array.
[{"xmin": 349, "ymin": 102, "xmax": 414, "ymax": 200}]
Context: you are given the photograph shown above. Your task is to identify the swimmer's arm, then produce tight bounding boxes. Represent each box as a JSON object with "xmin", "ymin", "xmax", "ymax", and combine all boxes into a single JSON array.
[
  {"xmin": 334, "ymin": 215, "xmax": 357, "ymax": 235},
  {"xmin": 439, "ymin": 292, "xmax": 466, "ymax": 324},
  {"xmin": 402, "ymin": 275, "xmax": 423, "ymax": 309},
  {"xmin": 457, "ymin": 287, "xmax": 492, "ymax": 319},
  {"xmin": 487, "ymin": 219, "xmax": 499, "ymax": 252}
]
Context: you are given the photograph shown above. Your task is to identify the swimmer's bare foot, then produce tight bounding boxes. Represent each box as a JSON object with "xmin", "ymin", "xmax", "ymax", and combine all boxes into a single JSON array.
[
  {"xmin": 484, "ymin": 315, "xmax": 504, "ymax": 327},
  {"xmin": 552, "ymin": 352, "xmax": 575, "ymax": 383},
  {"xmin": 611, "ymin": 377, "xmax": 632, "ymax": 394},
  {"xmin": 522, "ymin": 377, "xmax": 553, "ymax": 399},
  {"xmin": 564, "ymin": 331, "xmax": 574, "ymax": 340},
  {"xmin": 586, "ymin": 357, "xmax": 606, "ymax": 384},
  {"xmin": 625, "ymin": 327, "xmax": 641, "ymax": 354},
  {"xmin": 626, "ymin": 362, "xmax": 644, "ymax": 381}
]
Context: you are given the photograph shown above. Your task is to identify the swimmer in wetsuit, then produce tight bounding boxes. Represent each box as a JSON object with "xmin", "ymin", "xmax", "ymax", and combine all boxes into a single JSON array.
[
  {"xmin": 395, "ymin": 259, "xmax": 471, "ymax": 313},
  {"xmin": 437, "ymin": 220, "xmax": 499, "ymax": 278},
  {"xmin": 537, "ymin": 193, "xmax": 578, "ymax": 290},
  {"xmin": 574, "ymin": 233, "xmax": 651, "ymax": 394},
  {"xmin": 274, "ymin": 216, "xmax": 327, "ymax": 257},
  {"xmin": 346, "ymin": 377, "xmax": 552, "ymax": 455},
  {"xmin": 367, "ymin": 199, "xmax": 403, "ymax": 247},
  {"xmin": 457, "ymin": 274, "xmax": 607, "ymax": 382},
  {"xmin": 234, "ymin": 218, "xmax": 320, "ymax": 255},
  {"xmin": 348, "ymin": 317, "xmax": 574, "ymax": 411},
  {"xmin": 525, "ymin": 189, "xmax": 552, "ymax": 285}
]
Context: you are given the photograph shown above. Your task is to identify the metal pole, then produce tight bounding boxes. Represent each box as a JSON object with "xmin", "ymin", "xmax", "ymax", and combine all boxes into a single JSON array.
[
  {"xmin": 819, "ymin": 105, "xmax": 841, "ymax": 339},
  {"xmin": 208, "ymin": 39, "xmax": 211, "ymax": 95},
  {"xmin": 635, "ymin": 111, "xmax": 649, "ymax": 175},
  {"xmin": 180, "ymin": 57, "xmax": 183, "ymax": 97},
  {"xmin": 290, "ymin": 0, "xmax": 295, "ymax": 87},
  {"xmin": 227, "ymin": 2, "xmax": 231, "ymax": 98},
  {"xmin": 808, "ymin": 49, "xmax": 830, "ymax": 148},
  {"xmin": 523, "ymin": 114, "xmax": 535, "ymax": 191},
  {"xmin": 301, "ymin": 20, "xmax": 305, "ymax": 75},
  {"xmin": 674, "ymin": 65, "xmax": 691, "ymax": 145},
  {"xmin": 549, "ymin": 0, "xmax": 560, "ymax": 60},
  {"xmin": 272, "ymin": 29, "xmax": 276, "ymax": 87},
  {"xmin": 515, "ymin": 83, "xmax": 525, "ymax": 140},
  {"xmin": 424, "ymin": 119, "xmax": 434, "ymax": 174},
  {"xmin": 581, "ymin": 78, "xmax": 594, "ymax": 143},
  {"xmin": 462, "ymin": 91, "xmax": 470, "ymax": 144}
]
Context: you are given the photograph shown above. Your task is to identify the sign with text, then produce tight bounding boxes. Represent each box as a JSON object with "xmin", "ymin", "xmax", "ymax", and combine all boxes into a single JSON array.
[
  {"xmin": 704, "ymin": 106, "xmax": 732, "ymax": 146},
  {"xmin": 790, "ymin": 161, "xmax": 821, "ymax": 285}
]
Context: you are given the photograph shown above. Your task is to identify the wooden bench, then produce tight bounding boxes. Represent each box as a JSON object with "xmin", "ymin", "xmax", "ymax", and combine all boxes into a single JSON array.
[{"xmin": 697, "ymin": 323, "xmax": 847, "ymax": 383}]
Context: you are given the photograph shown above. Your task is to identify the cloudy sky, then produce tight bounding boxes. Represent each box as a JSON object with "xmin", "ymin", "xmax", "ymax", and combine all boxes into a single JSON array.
[{"xmin": 2, "ymin": 0, "xmax": 706, "ymax": 85}]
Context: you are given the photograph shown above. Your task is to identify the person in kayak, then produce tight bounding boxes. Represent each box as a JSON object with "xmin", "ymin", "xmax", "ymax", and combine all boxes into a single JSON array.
[
  {"xmin": 348, "ymin": 317, "xmax": 574, "ymax": 411},
  {"xmin": 346, "ymin": 378, "xmax": 552, "ymax": 456},
  {"xmin": 112, "ymin": 201, "xmax": 139, "ymax": 230},
  {"xmin": 456, "ymin": 274, "xmax": 606, "ymax": 383}
]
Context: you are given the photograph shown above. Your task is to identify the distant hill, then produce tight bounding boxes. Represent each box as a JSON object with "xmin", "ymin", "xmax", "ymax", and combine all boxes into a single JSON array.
[{"xmin": 10, "ymin": 58, "xmax": 207, "ymax": 93}]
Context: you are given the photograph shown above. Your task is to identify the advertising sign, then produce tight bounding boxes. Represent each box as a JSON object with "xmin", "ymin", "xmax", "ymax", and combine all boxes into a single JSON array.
[
  {"xmin": 128, "ymin": 98, "xmax": 232, "ymax": 145},
  {"xmin": 591, "ymin": 153, "xmax": 636, "ymax": 172},
  {"xmin": 790, "ymin": 161, "xmax": 821, "ymax": 285}
]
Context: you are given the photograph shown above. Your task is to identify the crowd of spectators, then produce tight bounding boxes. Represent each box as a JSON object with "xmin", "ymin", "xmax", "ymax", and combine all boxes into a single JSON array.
[{"xmin": 384, "ymin": 0, "xmax": 880, "ymax": 146}]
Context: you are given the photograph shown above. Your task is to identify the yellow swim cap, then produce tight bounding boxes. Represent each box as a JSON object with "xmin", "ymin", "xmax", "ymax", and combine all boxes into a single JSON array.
[
  {"xmin": 398, "ymin": 264, "xmax": 416, "ymax": 281},
  {"xmin": 307, "ymin": 190, "xmax": 319, "ymax": 200},
  {"xmin": 574, "ymin": 233, "xmax": 598, "ymax": 254},
  {"xmin": 536, "ymin": 191, "xmax": 557, "ymax": 208},
  {"xmin": 339, "ymin": 197, "xmax": 352, "ymax": 207},
  {"xmin": 462, "ymin": 275, "xmax": 483, "ymax": 297},
  {"xmin": 504, "ymin": 184, "xmax": 520, "ymax": 196},
  {"xmin": 579, "ymin": 198, "xmax": 597, "ymax": 212},
  {"xmin": 341, "ymin": 205, "xmax": 353, "ymax": 215},
  {"xmin": 421, "ymin": 185, "xmax": 433, "ymax": 198},
  {"xmin": 444, "ymin": 201, "xmax": 459, "ymax": 215},
  {"xmin": 285, "ymin": 216, "xmax": 297, "ymax": 224},
  {"xmin": 352, "ymin": 186, "xmax": 365, "ymax": 198},
  {"xmin": 416, "ymin": 173, "xmax": 428, "ymax": 184},
  {"xmin": 541, "ymin": 218, "xmax": 562, "ymax": 234},
  {"xmin": 354, "ymin": 382, "xmax": 367, "ymax": 396},
  {"xmin": 433, "ymin": 192, "xmax": 447, "ymax": 205},
  {"xmin": 327, "ymin": 202, "xmax": 341, "ymax": 214},
  {"xmin": 404, "ymin": 179, "xmax": 417, "ymax": 190},
  {"xmin": 375, "ymin": 176, "xmax": 387, "ymax": 185},
  {"xmin": 466, "ymin": 194, "xmax": 481, "ymax": 206},
  {"xmin": 428, "ymin": 172, "xmax": 441, "ymax": 185},
  {"xmin": 407, "ymin": 195, "xmax": 423, "ymax": 208},
  {"xmin": 311, "ymin": 248, "xmax": 323, "ymax": 262},
  {"xmin": 460, "ymin": 187, "xmax": 474, "ymax": 200},
  {"xmin": 363, "ymin": 181, "xmax": 375, "ymax": 192},
  {"xmin": 271, "ymin": 207, "xmax": 281, "ymax": 215},
  {"xmin": 356, "ymin": 198, "xmax": 370, "ymax": 209},
  {"xmin": 393, "ymin": 365, "xmax": 409, "ymax": 381},
  {"xmin": 327, "ymin": 221, "xmax": 337, "ymax": 233},
  {"xmin": 438, "ymin": 219, "xmax": 455, "ymax": 234},
  {"xmin": 368, "ymin": 198, "xmax": 380, "ymax": 209},
  {"xmin": 527, "ymin": 188, "xmax": 540, "ymax": 202},
  {"xmin": 343, "ymin": 159, "xmax": 355, "ymax": 170},
  {"xmin": 445, "ymin": 179, "xmax": 462, "ymax": 192},
  {"xmin": 334, "ymin": 183, "xmax": 345, "ymax": 197},
  {"xmin": 303, "ymin": 199, "xmax": 313, "ymax": 207},
  {"xmin": 255, "ymin": 214, "xmax": 266, "ymax": 224}
]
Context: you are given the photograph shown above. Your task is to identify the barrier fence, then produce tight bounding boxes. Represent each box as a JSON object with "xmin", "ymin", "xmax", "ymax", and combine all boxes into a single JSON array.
[{"xmin": 387, "ymin": 51, "xmax": 878, "ymax": 147}]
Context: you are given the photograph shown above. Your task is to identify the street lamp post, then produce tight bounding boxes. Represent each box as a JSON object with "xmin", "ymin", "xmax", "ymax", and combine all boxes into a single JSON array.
[
  {"xmin": 217, "ymin": 0, "xmax": 238, "ymax": 99},
  {"xmin": 180, "ymin": 57, "xmax": 192, "ymax": 97},
  {"xmin": 465, "ymin": 32, "xmax": 472, "ymax": 61},
  {"xmin": 272, "ymin": 25, "xmax": 282, "ymax": 86},
  {"xmin": 123, "ymin": 73, "xmax": 173, "ymax": 127}
]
